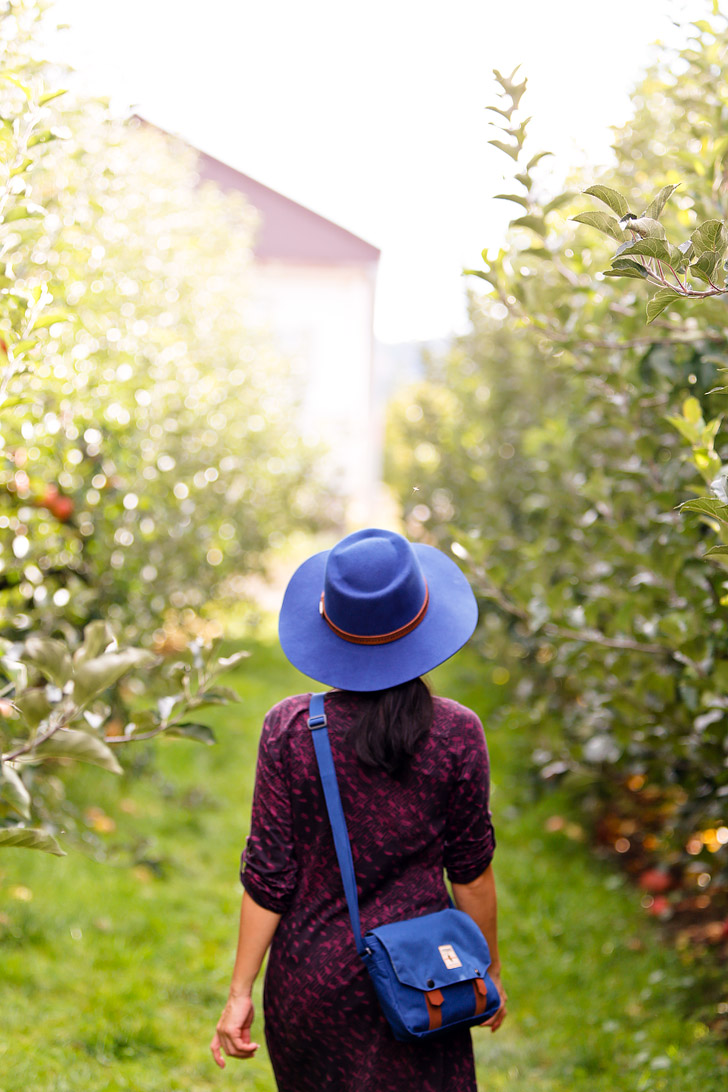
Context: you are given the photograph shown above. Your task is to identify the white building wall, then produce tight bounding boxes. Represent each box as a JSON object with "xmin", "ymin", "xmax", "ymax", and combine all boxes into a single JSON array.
[{"xmin": 251, "ymin": 260, "xmax": 378, "ymax": 524}]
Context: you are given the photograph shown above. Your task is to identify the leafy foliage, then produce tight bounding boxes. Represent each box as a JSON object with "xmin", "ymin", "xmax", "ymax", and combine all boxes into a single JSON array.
[
  {"xmin": 0, "ymin": 5, "xmax": 327, "ymax": 650},
  {"xmin": 387, "ymin": 15, "xmax": 728, "ymax": 898},
  {"xmin": 0, "ymin": 4, "xmax": 330, "ymax": 855},
  {"xmin": 1, "ymin": 619, "xmax": 246, "ymax": 853},
  {"xmin": 575, "ymin": 184, "xmax": 728, "ymax": 322}
]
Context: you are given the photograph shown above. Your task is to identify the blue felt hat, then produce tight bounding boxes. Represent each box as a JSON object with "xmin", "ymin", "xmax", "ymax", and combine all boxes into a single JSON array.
[{"xmin": 278, "ymin": 528, "xmax": 478, "ymax": 692}]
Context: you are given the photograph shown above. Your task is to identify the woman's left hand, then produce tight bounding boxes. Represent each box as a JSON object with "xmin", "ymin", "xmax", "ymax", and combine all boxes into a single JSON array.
[
  {"xmin": 210, "ymin": 993, "xmax": 259, "ymax": 1068},
  {"xmin": 480, "ymin": 970, "xmax": 508, "ymax": 1033}
]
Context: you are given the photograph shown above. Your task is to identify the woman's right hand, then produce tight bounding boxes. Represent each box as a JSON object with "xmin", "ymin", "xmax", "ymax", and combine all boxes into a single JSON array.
[{"xmin": 210, "ymin": 993, "xmax": 260, "ymax": 1068}]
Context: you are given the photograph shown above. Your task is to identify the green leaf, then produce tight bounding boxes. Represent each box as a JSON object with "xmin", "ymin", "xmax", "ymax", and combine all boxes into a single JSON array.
[
  {"xmin": 543, "ymin": 192, "xmax": 574, "ymax": 216},
  {"xmin": 626, "ymin": 216, "xmax": 667, "ymax": 239},
  {"xmin": 0, "ymin": 827, "xmax": 65, "ymax": 855},
  {"xmin": 514, "ymin": 172, "xmax": 532, "ymax": 190},
  {"xmin": 644, "ymin": 184, "xmax": 680, "ymax": 221},
  {"xmin": 646, "ymin": 288, "xmax": 679, "ymax": 324},
  {"xmin": 488, "ymin": 139, "xmax": 520, "ymax": 161},
  {"xmin": 671, "ymin": 243, "xmax": 692, "ymax": 271},
  {"xmin": 493, "ymin": 66, "xmax": 527, "ymax": 109},
  {"xmin": 13, "ymin": 688, "xmax": 52, "ymax": 729},
  {"xmin": 666, "ymin": 414, "xmax": 700, "ymax": 443},
  {"xmin": 165, "ymin": 722, "xmax": 216, "ymax": 745},
  {"xmin": 3, "ymin": 204, "xmax": 41, "ymax": 223},
  {"xmin": 0, "ymin": 766, "xmax": 31, "ymax": 818},
  {"xmin": 10, "ymin": 156, "xmax": 33, "ymax": 178},
  {"xmin": 571, "ymin": 211, "xmax": 625, "ymax": 242},
  {"xmin": 464, "ymin": 268, "xmax": 498, "ymax": 287},
  {"xmin": 192, "ymin": 685, "xmax": 241, "ymax": 708},
  {"xmin": 501, "ymin": 118, "xmax": 531, "ymax": 143},
  {"xmin": 11, "ymin": 338, "xmax": 38, "ymax": 355},
  {"xmin": 27, "ymin": 129, "xmax": 56, "ymax": 147},
  {"xmin": 39, "ymin": 89, "xmax": 67, "ymax": 106},
  {"xmin": 703, "ymin": 415, "xmax": 722, "ymax": 444},
  {"xmin": 703, "ymin": 544, "xmax": 728, "ymax": 557},
  {"xmin": 583, "ymin": 185, "xmax": 630, "ymax": 218},
  {"xmin": 123, "ymin": 710, "xmax": 158, "ymax": 736},
  {"xmin": 526, "ymin": 151, "xmax": 552, "ymax": 171},
  {"xmin": 215, "ymin": 649, "xmax": 251, "ymax": 670},
  {"xmin": 22, "ymin": 637, "xmax": 72, "ymax": 688},
  {"xmin": 691, "ymin": 219, "xmax": 727, "ymax": 256},
  {"xmin": 32, "ymin": 729, "xmax": 123, "ymax": 774},
  {"xmin": 4, "ymin": 75, "xmax": 32, "ymax": 100},
  {"xmin": 680, "ymin": 497, "xmax": 728, "ymax": 521},
  {"xmin": 494, "ymin": 193, "xmax": 530, "ymax": 209},
  {"xmin": 485, "ymin": 105, "xmax": 514, "ymax": 121},
  {"xmin": 621, "ymin": 237, "xmax": 671, "ymax": 262},
  {"xmin": 31, "ymin": 310, "xmax": 71, "ymax": 331},
  {"xmin": 603, "ymin": 259, "xmax": 649, "ymax": 280},
  {"xmin": 683, "ymin": 396, "xmax": 703, "ymax": 424},
  {"xmin": 73, "ymin": 648, "xmax": 156, "ymax": 706},
  {"xmin": 690, "ymin": 250, "xmax": 722, "ymax": 285},
  {"xmin": 73, "ymin": 620, "xmax": 115, "ymax": 666},
  {"xmin": 511, "ymin": 214, "xmax": 547, "ymax": 237}
]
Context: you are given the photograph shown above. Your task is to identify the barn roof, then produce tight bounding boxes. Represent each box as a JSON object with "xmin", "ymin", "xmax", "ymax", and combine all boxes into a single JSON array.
[
  {"xmin": 196, "ymin": 150, "xmax": 381, "ymax": 265},
  {"xmin": 132, "ymin": 117, "xmax": 380, "ymax": 266}
]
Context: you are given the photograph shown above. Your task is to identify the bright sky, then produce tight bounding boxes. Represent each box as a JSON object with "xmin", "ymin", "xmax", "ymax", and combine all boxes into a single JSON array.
[{"xmin": 47, "ymin": 0, "xmax": 710, "ymax": 343}]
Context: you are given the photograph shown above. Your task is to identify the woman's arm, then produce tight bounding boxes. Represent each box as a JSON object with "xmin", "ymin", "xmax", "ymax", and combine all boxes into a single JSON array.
[
  {"xmin": 210, "ymin": 891, "xmax": 282, "ymax": 1068},
  {"xmin": 451, "ymin": 863, "xmax": 507, "ymax": 1032}
]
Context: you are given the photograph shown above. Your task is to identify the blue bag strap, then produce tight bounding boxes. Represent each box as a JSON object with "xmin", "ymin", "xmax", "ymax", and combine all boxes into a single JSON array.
[{"xmin": 308, "ymin": 692, "xmax": 366, "ymax": 955}]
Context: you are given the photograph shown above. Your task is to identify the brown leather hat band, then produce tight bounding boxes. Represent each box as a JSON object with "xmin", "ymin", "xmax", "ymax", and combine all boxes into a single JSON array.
[{"xmin": 319, "ymin": 584, "xmax": 429, "ymax": 645}]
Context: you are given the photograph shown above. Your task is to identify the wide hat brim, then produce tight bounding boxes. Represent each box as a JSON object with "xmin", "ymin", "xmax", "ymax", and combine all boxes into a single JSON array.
[{"xmin": 278, "ymin": 542, "xmax": 478, "ymax": 691}]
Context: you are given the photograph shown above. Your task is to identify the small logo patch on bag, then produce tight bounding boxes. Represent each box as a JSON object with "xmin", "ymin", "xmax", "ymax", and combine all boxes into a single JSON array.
[{"xmin": 438, "ymin": 944, "xmax": 462, "ymax": 968}]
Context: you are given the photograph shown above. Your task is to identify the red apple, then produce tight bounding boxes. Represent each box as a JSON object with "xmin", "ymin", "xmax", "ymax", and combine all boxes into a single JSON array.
[
  {"xmin": 49, "ymin": 495, "xmax": 74, "ymax": 522},
  {"xmin": 638, "ymin": 868, "xmax": 673, "ymax": 894}
]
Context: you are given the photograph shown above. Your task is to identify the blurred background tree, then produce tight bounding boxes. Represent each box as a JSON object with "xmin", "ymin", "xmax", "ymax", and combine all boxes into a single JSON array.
[
  {"xmin": 1, "ymin": 0, "xmax": 332, "ymax": 853},
  {"xmin": 386, "ymin": 11, "xmax": 728, "ymax": 899},
  {"xmin": 0, "ymin": 2, "xmax": 328, "ymax": 650}
]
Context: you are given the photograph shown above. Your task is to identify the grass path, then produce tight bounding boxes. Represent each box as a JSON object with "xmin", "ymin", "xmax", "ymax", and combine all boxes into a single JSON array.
[{"xmin": 0, "ymin": 641, "xmax": 725, "ymax": 1091}]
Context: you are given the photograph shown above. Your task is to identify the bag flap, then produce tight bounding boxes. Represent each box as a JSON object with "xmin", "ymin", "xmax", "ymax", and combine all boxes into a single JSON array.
[{"xmin": 366, "ymin": 908, "xmax": 491, "ymax": 991}]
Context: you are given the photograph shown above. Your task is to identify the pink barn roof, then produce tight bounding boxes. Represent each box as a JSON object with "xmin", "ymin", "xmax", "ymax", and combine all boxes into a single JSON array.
[
  {"xmin": 132, "ymin": 117, "xmax": 380, "ymax": 266},
  {"xmin": 196, "ymin": 150, "xmax": 381, "ymax": 265}
]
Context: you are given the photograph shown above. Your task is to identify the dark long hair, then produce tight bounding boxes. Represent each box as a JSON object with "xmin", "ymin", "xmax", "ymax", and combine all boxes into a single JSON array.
[{"xmin": 344, "ymin": 676, "xmax": 433, "ymax": 779}]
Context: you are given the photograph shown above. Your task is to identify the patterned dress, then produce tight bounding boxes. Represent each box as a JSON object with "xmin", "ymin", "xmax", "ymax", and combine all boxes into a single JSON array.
[{"xmin": 240, "ymin": 690, "xmax": 496, "ymax": 1092}]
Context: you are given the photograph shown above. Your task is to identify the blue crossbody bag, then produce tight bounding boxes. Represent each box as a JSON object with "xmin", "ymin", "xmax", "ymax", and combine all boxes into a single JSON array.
[{"xmin": 308, "ymin": 692, "xmax": 501, "ymax": 1042}]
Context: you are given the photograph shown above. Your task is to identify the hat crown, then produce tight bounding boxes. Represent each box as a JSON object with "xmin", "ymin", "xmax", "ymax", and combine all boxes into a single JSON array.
[{"xmin": 324, "ymin": 529, "xmax": 427, "ymax": 638}]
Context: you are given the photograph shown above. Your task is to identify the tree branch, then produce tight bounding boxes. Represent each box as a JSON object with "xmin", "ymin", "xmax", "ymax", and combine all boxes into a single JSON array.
[
  {"xmin": 475, "ymin": 574, "xmax": 707, "ymax": 676},
  {"xmin": 105, "ymin": 726, "xmax": 167, "ymax": 744},
  {"xmin": 2, "ymin": 712, "xmax": 67, "ymax": 762}
]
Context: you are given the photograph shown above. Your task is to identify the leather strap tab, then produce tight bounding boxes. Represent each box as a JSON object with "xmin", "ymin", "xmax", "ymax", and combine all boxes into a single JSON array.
[
  {"xmin": 473, "ymin": 977, "xmax": 488, "ymax": 1017},
  {"xmin": 425, "ymin": 988, "xmax": 444, "ymax": 1031}
]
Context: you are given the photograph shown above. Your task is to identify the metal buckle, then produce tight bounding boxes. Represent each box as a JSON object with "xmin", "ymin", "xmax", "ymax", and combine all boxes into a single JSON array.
[{"xmin": 308, "ymin": 713, "xmax": 327, "ymax": 729}]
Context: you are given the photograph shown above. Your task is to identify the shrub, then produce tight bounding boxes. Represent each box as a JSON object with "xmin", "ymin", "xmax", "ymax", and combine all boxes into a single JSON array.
[
  {"xmin": 0, "ymin": 3, "xmax": 330, "ymax": 855},
  {"xmin": 386, "ymin": 16, "xmax": 728, "ymax": 890},
  {"xmin": 1, "ymin": 4, "xmax": 327, "ymax": 648}
]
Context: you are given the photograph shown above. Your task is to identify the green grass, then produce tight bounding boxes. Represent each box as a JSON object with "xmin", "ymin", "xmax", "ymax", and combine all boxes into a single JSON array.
[{"xmin": 1, "ymin": 641, "xmax": 726, "ymax": 1091}]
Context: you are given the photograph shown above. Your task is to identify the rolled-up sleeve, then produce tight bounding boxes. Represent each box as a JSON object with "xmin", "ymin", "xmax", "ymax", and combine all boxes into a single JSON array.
[
  {"xmin": 443, "ymin": 713, "xmax": 496, "ymax": 884},
  {"xmin": 240, "ymin": 714, "xmax": 298, "ymax": 914}
]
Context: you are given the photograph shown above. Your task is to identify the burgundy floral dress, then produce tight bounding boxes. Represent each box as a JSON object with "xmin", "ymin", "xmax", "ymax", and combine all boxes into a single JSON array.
[{"xmin": 240, "ymin": 690, "xmax": 496, "ymax": 1092}]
